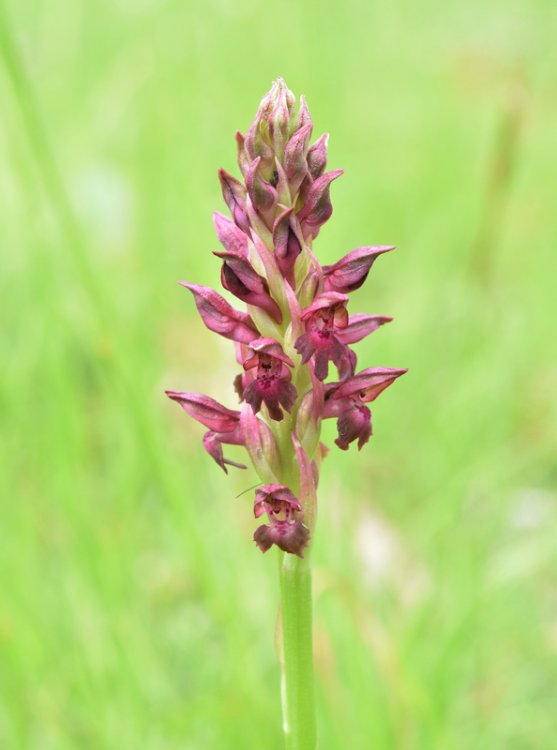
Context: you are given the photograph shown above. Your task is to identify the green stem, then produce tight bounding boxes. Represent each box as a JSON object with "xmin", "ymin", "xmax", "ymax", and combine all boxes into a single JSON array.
[{"xmin": 278, "ymin": 551, "xmax": 316, "ymax": 750}]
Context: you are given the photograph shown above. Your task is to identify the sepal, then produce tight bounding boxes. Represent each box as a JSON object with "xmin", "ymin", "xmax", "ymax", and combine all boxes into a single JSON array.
[
  {"xmin": 213, "ymin": 211, "xmax": 248, "ymax": 255},
  {"xmin": 323, "ymin": 246, "xmax": 395, "ymax": 293},
  {"xmin": 180, "ymin": 282, "xmax": 258, "ymax": 343}
]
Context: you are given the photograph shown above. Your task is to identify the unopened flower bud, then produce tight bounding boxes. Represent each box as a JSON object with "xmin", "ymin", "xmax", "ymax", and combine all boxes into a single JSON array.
[
  {"xmin": 306, "ymin": 133, "xmax": 329, "ymax": 180},
  {"xmin": 298, "ymin": 169, "xmax": 344, "ymax": 239}
]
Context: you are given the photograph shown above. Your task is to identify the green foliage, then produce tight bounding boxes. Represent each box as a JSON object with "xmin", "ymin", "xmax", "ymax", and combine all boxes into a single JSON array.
[{"xmin": 1, "ymin": 0, "xmax": 556, "ymax": 746}]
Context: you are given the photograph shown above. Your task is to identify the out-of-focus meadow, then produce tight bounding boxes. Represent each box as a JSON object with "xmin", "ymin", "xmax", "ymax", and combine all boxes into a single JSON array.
[{"xmin": 1, "ymin": 0, "xmax": 557, "ymax": 747}]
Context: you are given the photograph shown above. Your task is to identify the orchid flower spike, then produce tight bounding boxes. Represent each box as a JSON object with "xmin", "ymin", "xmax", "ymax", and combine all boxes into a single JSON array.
[{"xmin": 166, "ymin": 78, "xmax": 406, "ymax": 557}]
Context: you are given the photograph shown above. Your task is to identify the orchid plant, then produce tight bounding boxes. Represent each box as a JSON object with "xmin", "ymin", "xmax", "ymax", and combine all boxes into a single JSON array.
[{"xmin": 166, "ymin": 79, "xmax": 406, "ymax": 749}]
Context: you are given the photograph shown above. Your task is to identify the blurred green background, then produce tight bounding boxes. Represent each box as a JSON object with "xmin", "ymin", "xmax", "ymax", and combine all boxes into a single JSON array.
[{"xmin": 1, "ymin": 0, "xmax": 556, "ymax": 747}]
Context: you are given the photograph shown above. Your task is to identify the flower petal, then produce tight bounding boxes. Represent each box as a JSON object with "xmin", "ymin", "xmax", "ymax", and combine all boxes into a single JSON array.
[
  {"xmin": 299, "ymin": 291, "xmax": 348, "ymax": 321},
  {"xmin": 323, "ymin": 246, "xmax": 395, "ymax": 293},
  {"xmin": 213, "ymin": 211, "xmax": 249, "ymax": 255},
  {"xmin": 202, "ymin": 431, "xmax": 247, "ymax": 473},
  {"xmin": 336, "ymin": 314, "xmax": 393, "ymax": 345},
  {"xmin": 165, "ymin": 391, "xmax": 240, "ymax": 433},
  {"xmin": 332, "ymin": 367, "xmax": 408, "ymax": 402},
  {"xmin": 180, "ymin": 282, "xmax": 258, "ymax": 344},
  {"xmin": 245, "ymin": 337, "xmax": 295, "ymax": 368},
  {"xmin": 253, "ymin": 521, "xmax": 310, "ymax": 557}
]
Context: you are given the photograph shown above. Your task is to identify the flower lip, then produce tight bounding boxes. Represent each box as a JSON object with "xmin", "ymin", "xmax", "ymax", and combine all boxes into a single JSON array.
[
  {"xmin": 253, "ymin": 520, "xmax": 310, "ymax": 557},
  {"xmin": 335, "ymin": 403, "xmax": 372, "ymax": 451}
]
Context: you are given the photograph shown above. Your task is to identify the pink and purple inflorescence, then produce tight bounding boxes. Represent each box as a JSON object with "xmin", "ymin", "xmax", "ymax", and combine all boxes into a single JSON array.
[{"xmin": 166, "ymin": 79, "xmax": 406, "ymax": 557}]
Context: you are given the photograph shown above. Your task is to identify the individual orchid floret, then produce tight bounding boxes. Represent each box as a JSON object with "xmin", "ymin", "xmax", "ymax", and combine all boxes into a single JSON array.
[
  {"xmin": 242, "ymin": 337, "xmax": 297, "ymax": 421},
  {"xmin": 252, "ymin": 484, "xmax": 309, "ymax": 557},
  {"xmin": 323, "ymin": 245, "xmax": 395, "ymax": 294},
  {"xmin": 165, "ymin": 391, "xmax": 247, "ymax": 472},
  {"xmin": 323, "ymin": 367, "xmax": 408, "ymax": 450},
  {"xmin": 180, "ymin": 282, "xmax": 258, "ymax": 344},
  {"xmin": 213, "ymin": 250, "xmax": 282, "ymax": 323},
  {"xmin": 294, "ymin": 292, "xmax": 353, "ymax": 381}
]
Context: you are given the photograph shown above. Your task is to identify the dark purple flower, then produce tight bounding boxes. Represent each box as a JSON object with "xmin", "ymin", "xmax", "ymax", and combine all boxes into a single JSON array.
[
  {"xmin": 252, "ymin": 484, "xmax": 309, "ymax": 557},
  {"xmin": 323, "ymin": 246, "xmax": 395, "ymax": 294},
  {"xmin": 242, "ymin": 338, "xmax": 297, "ymax": 421},
  {"xmin": 294, "ymin": 292, "xmax": 353, "ymax": 381},
  {"xmin": 323, "ymin": 367, "xmax": 407, "ymax": 450}
]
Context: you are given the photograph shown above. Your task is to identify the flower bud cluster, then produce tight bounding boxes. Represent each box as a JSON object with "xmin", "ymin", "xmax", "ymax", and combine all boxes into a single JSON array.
[{"xmin": 167, "ymin": 79, "xmax": 406, "ymax": 557}]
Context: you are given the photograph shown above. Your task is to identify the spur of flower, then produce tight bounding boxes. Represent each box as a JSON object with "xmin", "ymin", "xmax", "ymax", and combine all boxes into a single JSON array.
[{"xmin": 166, "ymin": 78, "xmax": 406, "ymax": 558}]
